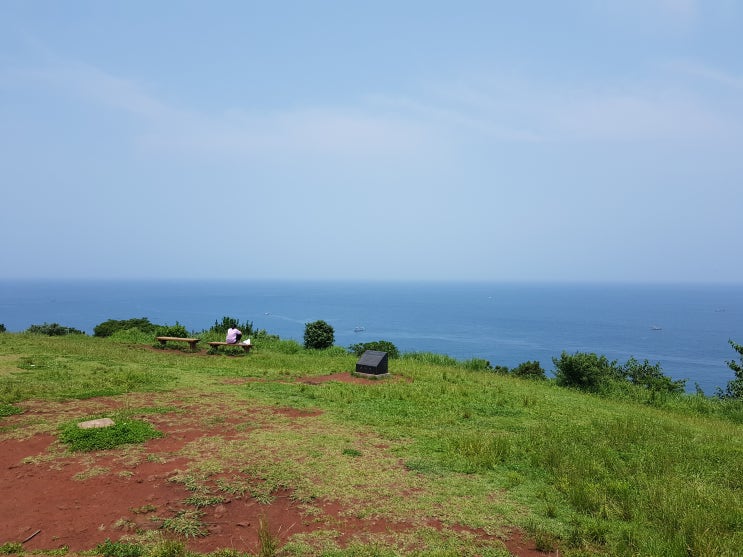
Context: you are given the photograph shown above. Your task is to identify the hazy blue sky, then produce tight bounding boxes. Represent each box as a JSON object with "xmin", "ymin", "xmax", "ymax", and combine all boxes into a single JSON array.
[{"xmin": 2, "ymin": 1, "xmax": 742, "ymax": 282}]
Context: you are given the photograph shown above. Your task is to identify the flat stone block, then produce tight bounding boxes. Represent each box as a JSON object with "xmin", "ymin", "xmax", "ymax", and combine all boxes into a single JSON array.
[{"xmin": 78, "ymin": 418, "xmax": 115, "ymax": 429}]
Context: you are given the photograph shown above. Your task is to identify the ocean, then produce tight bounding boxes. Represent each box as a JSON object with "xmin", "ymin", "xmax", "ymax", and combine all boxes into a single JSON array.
[{"xmin": 1, "ymin": 279, "xmax": 742, "ymax": 395}]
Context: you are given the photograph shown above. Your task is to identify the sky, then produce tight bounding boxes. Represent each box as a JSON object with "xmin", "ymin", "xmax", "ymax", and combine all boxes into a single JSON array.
[{"xmin": 1, "ymin": 1, "xmax": 742, "ymax": 283}]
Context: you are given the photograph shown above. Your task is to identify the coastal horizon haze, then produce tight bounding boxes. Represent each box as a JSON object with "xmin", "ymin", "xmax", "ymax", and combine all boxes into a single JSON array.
[{"xmin": 2, "ymin": 1, "xmax": 742, "ymax": 283}]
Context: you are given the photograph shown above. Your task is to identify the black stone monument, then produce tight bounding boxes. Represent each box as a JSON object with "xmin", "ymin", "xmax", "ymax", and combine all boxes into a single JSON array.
[{"xmin": 355, "ymin": 350, "xmax": 388, "ymax": 376}]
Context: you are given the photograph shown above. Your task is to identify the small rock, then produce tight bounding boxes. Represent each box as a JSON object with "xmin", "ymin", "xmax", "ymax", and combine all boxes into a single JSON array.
[{"xmin": 78, "ymin": 418, "xmax": 115, "ymax": 429}]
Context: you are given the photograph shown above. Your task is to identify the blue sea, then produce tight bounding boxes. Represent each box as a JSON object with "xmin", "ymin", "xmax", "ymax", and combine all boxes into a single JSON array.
[{"xmin": 1, "ymin": 280, "xmax": 742, "ymax": 395}]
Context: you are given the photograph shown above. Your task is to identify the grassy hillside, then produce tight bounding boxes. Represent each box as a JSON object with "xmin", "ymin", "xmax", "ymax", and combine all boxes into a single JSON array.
[{"xmin": 0, "ymin": 332, "xmax": 741, "ymax": 556}]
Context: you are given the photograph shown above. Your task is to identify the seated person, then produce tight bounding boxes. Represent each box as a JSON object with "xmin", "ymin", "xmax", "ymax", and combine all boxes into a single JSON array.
[{"xmin": 226, "ymin": 325, "xmax": 242, "ymax": 344}]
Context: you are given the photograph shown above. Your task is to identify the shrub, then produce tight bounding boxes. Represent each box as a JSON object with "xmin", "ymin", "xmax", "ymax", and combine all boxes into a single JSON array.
[
  {"xmin": 512, "ymin": 360, "xmax": 547, "ymax": 380},
  {"xmin": 721, "ymin": 339, "xmax": 743, "ymax": 398},
  {"xmin": 26, "ymin": 322, "xmax": 86, "ymax": 336},
  {"xmin": 0, "ymin": 323, "xmax": 6, "ymax": 333},
  {"xmin": 209, "ymin": 316, "xmax": 254, "ymax": 337},
  {"xmin": 156, "ymin": 322, "xmax": 190, "ymax": 338},
  {"xmin": 491, "ymin": 365, "xmax": 510, "ymax": 374},
  {"xmin": 621, "ymin": 357, "xmax": 685, "ymax": 393},
  {"xmin": 554, "ymin": 352, "xmax": 684, "ymax": 395},
  {"xmin": 460, "ymin": 358, "xmax": 493, "ymax": 371},
  {"xmin": 348, "ymin": 340, "xmax": 400, "ymax": 359},
  {"xmin": 94, "ymin": 318, "xmax": 157, "ymax": 338},
  {"xmin": 304, "ymin": 320, "xmax": 334, "ymax": 350},
  {"xmin": 553, "ymin": 351, "xmax": 620, "ymax": 392}
]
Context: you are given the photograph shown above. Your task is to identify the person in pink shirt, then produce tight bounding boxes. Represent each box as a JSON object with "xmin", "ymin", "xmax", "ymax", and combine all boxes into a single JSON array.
[{"xmin": 226, "ymin": 324, "xmax": 242, "ymax": 344}]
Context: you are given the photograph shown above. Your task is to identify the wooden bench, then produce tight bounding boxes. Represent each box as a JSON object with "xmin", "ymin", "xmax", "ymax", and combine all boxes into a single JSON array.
[
  {"xmin": 208, "ymin": 341, "xmax": 253, "ymax": 353},
  {"xmin": 156, "ymin": 336, "xmax": 200, "ymax": 350}
]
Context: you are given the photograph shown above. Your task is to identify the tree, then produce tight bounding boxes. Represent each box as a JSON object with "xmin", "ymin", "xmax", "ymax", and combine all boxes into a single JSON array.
[
  {"xmin": 723, "ymin": 339, "xmax": 743, "ymax": 398},
  {"xmin": 304, "ymin": 320, "xmax": 334, "ymax": 350}
]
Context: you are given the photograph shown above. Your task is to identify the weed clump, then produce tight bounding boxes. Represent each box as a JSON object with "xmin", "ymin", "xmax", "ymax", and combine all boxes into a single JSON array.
[{"xmin": 96, "ymin": 538, "xmax": 144, "ymax": 557}]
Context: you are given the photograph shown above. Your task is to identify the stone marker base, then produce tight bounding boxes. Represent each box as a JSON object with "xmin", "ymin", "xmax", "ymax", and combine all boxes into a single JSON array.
[{"xmin": 352, "ymin": 371, "xmax": 390, "ymax": 379}]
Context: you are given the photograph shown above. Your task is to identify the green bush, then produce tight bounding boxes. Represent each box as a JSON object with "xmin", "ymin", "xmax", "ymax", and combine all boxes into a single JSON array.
[
  {"xmin": 26, "ymin": 322, "xmax": 86, "ymax": 336},
  {"xmin": 0, "ymin": 323, "xmax": 6, "ymax": 333},
  {"xmin": 554, "ymin": 352, "xmax": 683, "ymax": 394},
  {"xmin": 208, "ymin": 316, "xmax": 255, "ymax": 337},
  {"xmin": 460, "ymin": 358, "xmax": 493, "ymax": 371},
  {"xmin": 511, "ymin": 360, "xmax": 547, "ymax": 380},
  {"xmin": 553, "ymin": 351, "xmax": 620, "ymax": 392},
  {"xmin": 348, "ymin": 340, "xmax": 400, "ymax": 359},
  {"xmin": 722, "ymin": 339, "xmax": 743, "ymax": 398},
  {"xmin": 156, "ymin": 322, "xmax": 190, "ymax": 338},
  {"xmin": 621, "ymin": 357, "xmax": 685, "ymax": 393},
  {"xmin": 304, "ymin": 320, "xmax": 335, "ymax": 350},
  {"xmin": 94, "ymin": 317, "xmax": 157, "ymax": 338}
]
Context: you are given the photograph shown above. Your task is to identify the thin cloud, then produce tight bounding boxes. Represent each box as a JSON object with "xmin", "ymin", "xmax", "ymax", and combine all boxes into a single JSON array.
[
  {"xmin": 373, "ymin": 68, "xmax": 741, "ymax": 145},
  {"xmin": 9, "ymin": 61, "xmax": 169, "ymax": 119},
  {"xmin": 4, "ymin": 58, "xmax": 439, "ymax": 160},
  {"xmin": 671, "ymin": 61, "xmax": 743, "ymax": 91},
  {"xmin": 599, "ymin": 0, "xmax": 699, "ymax": 29},
  {"xmin": 552, "ymin": 89, "xmax": 730, "ymax": 141}
]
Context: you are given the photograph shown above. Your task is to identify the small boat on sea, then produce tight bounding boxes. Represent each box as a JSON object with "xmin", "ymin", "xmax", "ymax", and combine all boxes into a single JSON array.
[
  {"xmin": 353, "ymin": 326, "xmax": 365, "ymax": 332},
  {"xmin": 651, "ymin": 325, "xmax": 662, "ymax": 331}
]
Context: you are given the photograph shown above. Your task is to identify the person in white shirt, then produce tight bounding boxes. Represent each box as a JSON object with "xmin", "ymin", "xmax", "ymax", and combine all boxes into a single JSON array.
[{"xmin": 226, "ymin": 324, "xmax": 242, "ymax": 344}]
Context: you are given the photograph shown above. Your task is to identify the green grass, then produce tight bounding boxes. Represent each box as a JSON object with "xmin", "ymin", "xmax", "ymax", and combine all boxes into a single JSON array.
[
  {"xmin": 1, "ymin": 333, "xmax": 742, "ymax": 556},
  {"xmin": 58, "ymin": 415, "xmax": 163, "ymax": 452}
]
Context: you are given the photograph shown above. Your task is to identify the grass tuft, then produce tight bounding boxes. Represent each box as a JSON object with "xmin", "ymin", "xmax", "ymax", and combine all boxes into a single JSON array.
[
  {"xmin": 58, "ymin": 417, "xmax": 162, "ymax": 452},
  {"xmin": 160, "ymin": 510, "xmax": 207, "ymax": 538}
]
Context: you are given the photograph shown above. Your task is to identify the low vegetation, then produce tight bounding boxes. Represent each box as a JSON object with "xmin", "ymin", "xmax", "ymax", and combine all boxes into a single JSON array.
[
  {"xmin": 722, "ymin": 338, "xmax": 743, "ymax": 398},
  {"xmin": 58, "ymin": 415, "xmax": 163, "ymax": 452},
  {"xmin": 1, "ymin": 320, "xmax": 742, "ymax": 556},
  {"xmin": 348, "ymin": 340, "xmax": 401, "ymax": 359},
  {"xmin": 26, "ymin": 322, "xmax": 86, "ymax": 336}
]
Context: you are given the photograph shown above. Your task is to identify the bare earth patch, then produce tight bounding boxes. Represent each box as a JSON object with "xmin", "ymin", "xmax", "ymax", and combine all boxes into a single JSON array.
[{"xmin": 1, "ymin": 389, "xmax": 551, "ymax": 556}]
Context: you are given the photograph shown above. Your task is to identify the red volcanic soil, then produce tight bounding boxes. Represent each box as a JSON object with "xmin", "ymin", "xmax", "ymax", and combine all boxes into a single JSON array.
[{"xmin": 1, "ymin": 375, "xmax": 552, "ymax": 556}]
